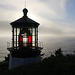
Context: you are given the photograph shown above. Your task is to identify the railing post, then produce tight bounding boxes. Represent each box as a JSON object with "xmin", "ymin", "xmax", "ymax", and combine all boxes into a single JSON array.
[{"xmin": 38, "ymin": 41, "xmax": 43, "ymax": 48}]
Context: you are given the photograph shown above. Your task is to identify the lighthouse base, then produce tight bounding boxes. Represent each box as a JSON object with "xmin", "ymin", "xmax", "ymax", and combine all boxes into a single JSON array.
[{"xmin": 9, "ymin": 54, "xmax": 41, "ymax": 69}]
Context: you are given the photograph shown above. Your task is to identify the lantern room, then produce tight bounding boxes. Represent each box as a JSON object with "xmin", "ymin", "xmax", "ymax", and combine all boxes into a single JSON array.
[
  {"xmin": 11, "ymin": 8, "xmax": 39, "ymax": 50},
  {"xmin": 7, "ymin": 8, "xmax": 43, "ymax": 58}
]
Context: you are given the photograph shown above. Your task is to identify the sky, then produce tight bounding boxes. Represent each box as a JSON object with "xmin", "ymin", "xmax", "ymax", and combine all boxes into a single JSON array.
[{"xmin": 0, "ymin": 0, "xmax": 75, "ymax": 38}]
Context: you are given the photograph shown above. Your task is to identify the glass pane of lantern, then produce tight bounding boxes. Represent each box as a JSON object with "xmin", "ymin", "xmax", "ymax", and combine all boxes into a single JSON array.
[
  {"xmin": 14, "ymin": 28, "xmax": 16, "ymax": 35},
  {"xmin": 32, "ymin": 44, "xmax": 35, "ymax": 47},
  {"xmin": 23, "ymin": 38, "xmax": 28, "ymax": 43},
  {"xmin": 17, "ymin": 36, "xmax": 19, "ymax": 47},
  {"xmin": 24, "ymin": 33, "xmax": 27, "ymax": 36},
  {"xmin": 32, "ymin": 36, "xmax": 35, "ymax": 47},
  {"xmin": 23, "ymin": 38, "xmax": 28, "ymax": 47},
  {"xmin": 36, "ymin": 28, "xmax": 38, "ymax": 35},
  {"xmin": 31, "ymin": 28, "xmax": 33, "ymax": 34},
  {"xmin": 36, "ymin": 35, "xmax": 38, "ymax": 46},
  {"xmin": 32, "ymin": 36, "xmax": 35, "ymax": 42},
  {"xmin": 28, "ymin": 36, "xmax": 31, "ymax": 43},
  {"xmin": 17, "ymin": 28, "xmax": 20, "ymax": 47},
  {"xmin": 36, "ymin": 35, "xmax": 38, "ymax": 41},
  {"xmin": 14, "ymin": 43, "xmax": 16, "ymax": 49},
  {"xmin": 36, "ymin": 43, "xmax": 38, "ymax": 48},
  {"xmin": 32, "ymin": 28, "xmax": 35, "ymax": 36},
  {"xmin": 14, "ymin": 36, "xmax": 16, "ymax": 41},
  {"xmin": 17, "ymin": 28, "xmax": 20, "ymax": 35},
  {"xmin": 28, "ymin": 28, "xmax": 32, "ymax": 34},
  {"xmin": 24, "ymin": 44, "xmax": 27, "ymax": 47}
]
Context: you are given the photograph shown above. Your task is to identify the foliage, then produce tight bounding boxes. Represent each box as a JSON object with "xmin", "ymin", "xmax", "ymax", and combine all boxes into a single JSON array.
[
  {"xmin": 0, "ymin": 48, "xmax": 75, "ymax": 75},
  {"xmin": 4, "ymin": 54, "xmax": 10, "ymax": 62},
  {"xmin": 55, "ymin": 48, "xmax": 63, "ymax": 56}
]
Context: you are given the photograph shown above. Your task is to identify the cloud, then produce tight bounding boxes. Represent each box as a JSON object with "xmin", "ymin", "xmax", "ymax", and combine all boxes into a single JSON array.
[
  {"xmin": 0, "ymin": 0, "xmax": 68, "ymax": 21},
  {"xmin": 0, "ymin": 21, "xmax": 11, "ymax": 37},
  {"xmin": 0, "ymin": 0, "xmax": 75, "ymax": 38},
  {"xmin": 39, "ymin": 21, "xmax": 75, "ymax": 38},
  {"xmin": 34, "ymin": 0, "xmax": 67, "ymax": 19}
]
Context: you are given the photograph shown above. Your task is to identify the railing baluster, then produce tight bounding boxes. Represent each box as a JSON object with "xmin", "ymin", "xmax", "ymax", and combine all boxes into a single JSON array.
[{"xmin": 7, "ymin": 41, "xmax": 43, "ymax": 50}]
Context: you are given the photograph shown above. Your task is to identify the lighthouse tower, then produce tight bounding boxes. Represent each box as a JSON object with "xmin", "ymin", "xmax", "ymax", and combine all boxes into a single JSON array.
[{"xmin": 7, "ymin": 8, "xmax": 43, "ymax": 69}]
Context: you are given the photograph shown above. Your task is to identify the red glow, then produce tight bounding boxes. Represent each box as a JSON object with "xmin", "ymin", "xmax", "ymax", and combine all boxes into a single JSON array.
[
  {"xmin": 20, "ymin": 36, "xmax": 23, "ymax": 42},
  {"xmin": 19, "ymin": 36, "xmax": 23, "ymax": 46},
  {"xmin": 28, "ymin": 36, "xmax": 31, "ymax": 43}
]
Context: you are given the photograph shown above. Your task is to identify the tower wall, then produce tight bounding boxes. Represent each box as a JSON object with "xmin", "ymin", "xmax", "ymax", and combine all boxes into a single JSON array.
[{"xmin": 9, "ymin": 53, "xmax": 41, "ymax": 69}]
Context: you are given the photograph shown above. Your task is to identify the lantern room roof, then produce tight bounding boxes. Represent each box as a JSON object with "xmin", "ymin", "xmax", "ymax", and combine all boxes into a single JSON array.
[{"xmin": 10, "ymin": 8, "xmax": 40, "ymax": 27}]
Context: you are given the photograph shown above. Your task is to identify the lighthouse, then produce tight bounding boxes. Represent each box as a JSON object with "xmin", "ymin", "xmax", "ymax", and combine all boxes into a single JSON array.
[{"xmin": 7, "ymin": 8, "xmax": 43, "ymax": 69}]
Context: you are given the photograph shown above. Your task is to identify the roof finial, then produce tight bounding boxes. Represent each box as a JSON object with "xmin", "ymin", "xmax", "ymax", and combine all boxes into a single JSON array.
[{"xmin": 23, "ymin": 8, "xmax": 28, "ymax": 17}]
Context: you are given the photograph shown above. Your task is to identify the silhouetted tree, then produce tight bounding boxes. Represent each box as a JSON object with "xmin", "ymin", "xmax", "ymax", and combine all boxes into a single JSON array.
[
  {"xmin": 55, "ymin": 48, "xmax": 63, "ymax": 57},
  {"xmin": 4, "ymin": 54, "xmax": 10, "ymax": 62}
]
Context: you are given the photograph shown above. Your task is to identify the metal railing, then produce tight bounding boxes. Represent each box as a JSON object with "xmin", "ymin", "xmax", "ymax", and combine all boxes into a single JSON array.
[
  {"xmin": 7, "ymin": 42, "xmax": 12, "ymax": 49},
  {"xmin": 7, "ymin": 41, "xmax": 43, "ymax": 49},
  {"xmin": 38, "ymin": 41, "xmax": 43, "ymax": 48}
]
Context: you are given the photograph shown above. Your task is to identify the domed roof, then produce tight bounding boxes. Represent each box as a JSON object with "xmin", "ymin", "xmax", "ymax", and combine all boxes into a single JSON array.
[{"xmin": 10, "ymin": 8, "xmax": 40, "ymax": 27}]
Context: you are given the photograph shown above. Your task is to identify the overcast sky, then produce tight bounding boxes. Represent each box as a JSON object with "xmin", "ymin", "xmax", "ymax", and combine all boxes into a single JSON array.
[{"xmin": 0, "ymin": 0, "xmax": 75, "ymax": 38}]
